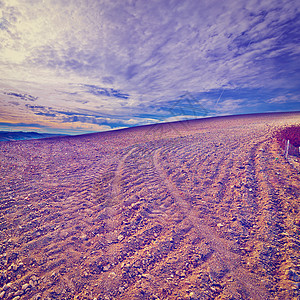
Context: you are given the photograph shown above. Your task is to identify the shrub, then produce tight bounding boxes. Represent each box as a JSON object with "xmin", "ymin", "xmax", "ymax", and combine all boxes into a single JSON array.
[{"xmin": 275, "ymin": 125, "xmax": 300, "ymax": 149}]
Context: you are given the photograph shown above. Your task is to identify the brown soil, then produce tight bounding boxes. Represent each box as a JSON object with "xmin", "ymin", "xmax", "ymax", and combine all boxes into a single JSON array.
[{"xmin": 0, "ymin": 112, "xmax": 299, "ymax": 300}]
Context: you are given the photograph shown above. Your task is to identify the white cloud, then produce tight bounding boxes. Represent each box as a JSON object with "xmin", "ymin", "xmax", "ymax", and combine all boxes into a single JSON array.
[
  {"xmin": 215, "ymin": 99, "xmax": 245, "ymax": 113},
  {"xmin": 0, "ymin": 0, "xmax": 299, "ymax": 133},
  {"xmin": 266, "ymin": 95, "xmax": 300, "ymax": 103}
]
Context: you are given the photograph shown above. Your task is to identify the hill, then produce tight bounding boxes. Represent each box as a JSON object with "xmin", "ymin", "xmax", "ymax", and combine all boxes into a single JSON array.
[
  {"xmin": 0, "ymin": 131, "xmax": 67, "ymax": 142},
  {"xmin": 0, "ymin": 112, "xmax": 299, "ymax": 299}
]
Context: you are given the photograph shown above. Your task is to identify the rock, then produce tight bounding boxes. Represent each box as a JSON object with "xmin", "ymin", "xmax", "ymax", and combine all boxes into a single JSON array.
[
  {"xmin": 31, "ymin": 275, "xmax": 38, "ymax": 281},
  {"xmin": 189, "ymin": 291, "xmax": 198, "ymax": 299},
  {"xmin": 29, "ymin": 280, "xmax": 35, "ymax": 287},
  {"xmin": 217, "ymin": 223, "xmax": 224, "ymax": 228},
  {"xmin": 83, "ymin": 271, "xmax": 89, "ymax": 277},
  {"xmin": 22, "ymin": 283, "xmax": 30, "ymax": 290},
  {"xmin": 292, "ymin": 282, "xmax": 300, "ymax": 289},
  {"xmin": 0, "ymin": 291, "xmax": 5, "ymax": 299},
  {"xmin": 103, "ymin": 264, "xmax": 111, "ymax": 272},
  {"xmin": 14, "ymin": 290, "xmax": 23, "ymax": 296},
  {"xmin": 3, "ymin": 283, "xmax": 12, "ymax": 290},
  {"xmin": 287, "ymin": 269, "xmax": 300, "ymax": 282},
  {"xmin": 109, "ymin": 272, "xmax": 116, "ymax": 278},
  {"xmin": 12, "ymin": 296, "xmax": 20, "ymax": 300},
  {"xmin": 117, "ymin": 234, "xmax": 124, "ymax": 241},
  {"xmin": 141, "ymin": 273, "xmax": 152, "ymax": 280}
]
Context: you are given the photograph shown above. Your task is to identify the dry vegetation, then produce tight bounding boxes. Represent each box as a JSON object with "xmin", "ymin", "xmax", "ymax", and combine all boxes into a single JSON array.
[
  {"xmin": 275, "ymin": 125, "xmax": 300, "ymax": 148},
  {"xmin": 0, "ymin": 112, "xmax": 299, "ymax": 300}
]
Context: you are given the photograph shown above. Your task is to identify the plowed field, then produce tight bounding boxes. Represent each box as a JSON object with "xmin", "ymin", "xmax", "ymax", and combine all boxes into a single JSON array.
[{"xmin": 0, "ymin": 112, "xmax": 299, "ymax": 300}]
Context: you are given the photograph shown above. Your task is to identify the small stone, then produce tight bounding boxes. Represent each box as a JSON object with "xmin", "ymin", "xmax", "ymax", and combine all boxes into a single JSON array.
[
  {"xmin": 22, "ymin": 283, "xmax": 30, "ymax": 290},
  {"xmin": 14, "ymin": 290, "xmax": 23, "ymax": 296},
  {"xmin": 3, "ymin": 283, "xmax": 12, "ymax": 291},
  {"xmin": 141, "ymin": 273, "xmax": 151, "ymax": 280},
  {"xmin": 292, "ymin": 282, "xmax": 300, "ymax": 289},
  {"xmin": 117, "ymin": 235, "xmax": 124, "ymax": 241},
  {"xmin": 12, "ymin": 297, "xmax": 20, "ymax": 300},
  {"xmin": 217, "ymin": 223, "xmax": 224, "ymax": 228},
  {"xmin": 103, "ymin": 264, "xmax": 111, "ymax": 272},
  {"xmin": 83, "ymin": 271, "xmax": 89, "ymax": 277},
  {"xmin": 287, "ymin": 269, "xmax": 300, "ymax": 282}
]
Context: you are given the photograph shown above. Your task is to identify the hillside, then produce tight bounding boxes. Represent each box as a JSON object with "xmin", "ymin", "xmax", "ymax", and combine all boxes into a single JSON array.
[
  {"xmin": 0, "ymin": 112, "xmax": 299, "ymax": 300},
  {"xmin": 0, "ymin": 131, "xmax": 67, "ymax": 142}
]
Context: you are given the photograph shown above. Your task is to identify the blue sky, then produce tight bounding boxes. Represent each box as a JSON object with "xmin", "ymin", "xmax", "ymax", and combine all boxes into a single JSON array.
[{"xmin": 0, "ymin": 0, "xmax": 299, "ymax": 134}]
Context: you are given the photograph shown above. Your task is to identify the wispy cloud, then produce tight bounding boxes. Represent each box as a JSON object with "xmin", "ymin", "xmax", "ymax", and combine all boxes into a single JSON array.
[
  {"xmin": 83, "ymin": 85, "xmax": 129, "ymax": 99},
  {"xmin": 266, "ymin": 94, "xmax": 300, "ymax": 103},
  {"xmin": 4, "ymin": 92, "xmax": 37, "ymax": 101}
]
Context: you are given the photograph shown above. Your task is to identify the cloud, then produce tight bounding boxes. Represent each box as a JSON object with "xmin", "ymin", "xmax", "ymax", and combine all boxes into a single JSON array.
[
  {"xmin": 35, "ymin": 112, "xmax": 56, "ymax": 117},
  {"xmin": 0, "ymin": 0, "xmax": 299, "ymax": 134},
  {"xmin": 2, "ymin": 0, "xmax": 299, "ymax": 93},
  {"xmin": 83, "ymin": 84, "xmax": 129, "ymax": 99},
  {"xmin": 9, "ymin": 101, "xmax": 20, "ymax": 106},
  {"xmin": 0, "ymin": 121, "xmax": 47, "ymax": 128},
  {"xmin": 163, "ymin": 115, "xmax": 209, "ymax": 123},
  {"xmin": 4, "ymin": 92, "xmax": 37, "ymax": 101},
  {"xmin": 266, "ymin": 95, "xmax": 300, "ymax": 103},
  {"xmin": 215, "ymin": 99, "xmax": 245, "ymax": 113}
]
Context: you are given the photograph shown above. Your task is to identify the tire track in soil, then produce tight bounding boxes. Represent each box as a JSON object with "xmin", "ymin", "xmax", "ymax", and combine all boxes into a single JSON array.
[
  {"xmin": 153, "ymin": 147, "xmax": 271, "ymax": 300},
  {"xmin": 91, "ymin": 145, "xmax": 202, "ymax": 299},
  {"xmin": 111, "ymin": 147, "xmax": 137, "ymax": 203},
  {"xmin": 248, "ymin": 137, "xmax": 300, "ymax": 299},
  {"xmin": 118, "ymin": 146, "xmax": 178, "ymax": 223}
]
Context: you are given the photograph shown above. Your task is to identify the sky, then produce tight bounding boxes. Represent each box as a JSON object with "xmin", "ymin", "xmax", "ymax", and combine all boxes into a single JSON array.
[{"xmin": 0, "ymin": 0, "xmax": 299, "ymax": 135}]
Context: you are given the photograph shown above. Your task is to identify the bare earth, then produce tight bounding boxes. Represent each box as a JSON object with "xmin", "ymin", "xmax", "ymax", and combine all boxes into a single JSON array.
[{"xmin": 0, "ymin": 112, "xmax": 299, "ymax": 300}]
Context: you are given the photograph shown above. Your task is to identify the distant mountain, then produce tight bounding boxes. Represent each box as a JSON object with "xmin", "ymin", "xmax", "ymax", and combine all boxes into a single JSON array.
[{"xmin": 0, "ymin": 131, "xmax": 67, "ymax": 142}]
